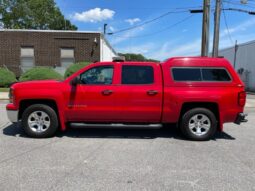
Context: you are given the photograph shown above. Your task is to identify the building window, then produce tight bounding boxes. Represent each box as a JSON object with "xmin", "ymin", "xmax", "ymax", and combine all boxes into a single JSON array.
[
  {"xmin": 20, "ymin": 47, "xmax": 34, "ymax": 72},
  {"xmin": 60, "ymin": 48, "xmax": 74, "ymax": 68}
]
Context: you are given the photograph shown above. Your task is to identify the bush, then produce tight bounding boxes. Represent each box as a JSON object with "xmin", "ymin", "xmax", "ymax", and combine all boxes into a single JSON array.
[
  {"xmin": 20, "ymin": 67, "xmax": 63, "ymax": 81},
  {"xmin": 64, "ymin": 62, "xmax": 90, "ymax": 79},
  {"xmin": 0, "ymin": 68, "xmax": 17, "ymax": 87}
]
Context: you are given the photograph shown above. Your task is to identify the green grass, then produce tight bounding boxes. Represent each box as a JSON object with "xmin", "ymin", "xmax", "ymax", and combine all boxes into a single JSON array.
[{"xmin": 0, "ymin": 88, "xmax": 9, "ymax": 92}]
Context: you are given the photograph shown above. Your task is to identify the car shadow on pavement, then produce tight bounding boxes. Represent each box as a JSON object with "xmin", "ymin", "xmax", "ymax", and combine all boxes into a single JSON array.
[{"xmin": 2, "ymin": 123, "xmax": 235, "ymax": 141}]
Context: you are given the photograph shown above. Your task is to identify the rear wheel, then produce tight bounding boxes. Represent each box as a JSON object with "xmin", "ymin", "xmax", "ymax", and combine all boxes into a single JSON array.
[
  {"xmin": 21, "ymin": 104, "xmax": 59, "ymax": 138},
  {"xmin": 180, "ymin": 108, "xmax": 217, "ymax": 141}
]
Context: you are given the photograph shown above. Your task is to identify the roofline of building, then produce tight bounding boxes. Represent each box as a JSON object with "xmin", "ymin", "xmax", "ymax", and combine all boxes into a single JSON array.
[
  {"xmin": 220, "ymin": 39, "xmax": 255, "ymax": 52},
  {"xmin": 0, "ymin": 29, "xmax": 101, "ymax": 34},
  {"xmin": 100, "ymin": 33, "xmax": 118, "ymax": 56}
]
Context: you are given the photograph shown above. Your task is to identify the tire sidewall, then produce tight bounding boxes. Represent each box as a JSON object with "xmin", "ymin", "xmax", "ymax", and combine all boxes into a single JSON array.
[
  {"xmin": 22, "ymin": 104, "xmax": 58, "ymax": 138},
  {"xmin": 181, "ymin": 108, "xmax": 217, "ymax": 141}
]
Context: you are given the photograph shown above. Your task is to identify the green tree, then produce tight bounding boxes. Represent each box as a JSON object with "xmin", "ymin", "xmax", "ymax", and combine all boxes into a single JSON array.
[
  {"xmin": 118, "ymin": 53, "xmax": 160, "ymax": 62},
  {"xmin": 0, "ymin": 0, "xmax": 77, "ymax": 30}
]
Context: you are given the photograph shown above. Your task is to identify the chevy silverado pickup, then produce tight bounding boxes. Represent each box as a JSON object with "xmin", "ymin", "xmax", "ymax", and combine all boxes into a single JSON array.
[{"xmin": 6, "ymin": 57, "xmax": 247, "ymax": 140}]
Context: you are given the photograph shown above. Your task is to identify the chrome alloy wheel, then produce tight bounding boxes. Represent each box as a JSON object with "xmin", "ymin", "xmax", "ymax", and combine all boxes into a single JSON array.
[
  {"xmin": 27, "ymin": 111, "xmax": 51, "ymax": 133},
  {"xmin": 188, "ymin": 114, "xmax": 211, "ymax": 136}
]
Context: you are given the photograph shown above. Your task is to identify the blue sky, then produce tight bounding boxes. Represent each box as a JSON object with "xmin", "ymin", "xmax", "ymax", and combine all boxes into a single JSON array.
[{"xmin": 55, "ymin": 0, "xmax": 255, "ymax": 61}]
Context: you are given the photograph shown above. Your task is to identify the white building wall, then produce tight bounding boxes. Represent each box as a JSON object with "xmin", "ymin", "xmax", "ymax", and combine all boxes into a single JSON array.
[
  {"xmin": 100, "ymin": 38, "xmax": 118, "ymax": 61},
  {"xmin": 219, "ymin": 41, "xmax": 255, "ymax": 91}
]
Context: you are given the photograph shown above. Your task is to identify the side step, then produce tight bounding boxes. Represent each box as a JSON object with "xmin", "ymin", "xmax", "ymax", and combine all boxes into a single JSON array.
[{"xmin": 70, "ymin": 123, "xmax": 162, "ymax": 129}]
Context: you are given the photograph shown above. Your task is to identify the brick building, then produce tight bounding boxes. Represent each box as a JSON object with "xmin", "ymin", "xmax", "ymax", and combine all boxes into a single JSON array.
[{"xmin": 0, "ymin": 29, "xmax": 118, "ymax": 76}]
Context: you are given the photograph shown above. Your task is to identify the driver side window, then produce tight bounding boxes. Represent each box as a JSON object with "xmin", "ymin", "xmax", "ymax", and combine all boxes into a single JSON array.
[{"xmin": 80, "ymin": 66, "xmax": 113, "ymax": 85}]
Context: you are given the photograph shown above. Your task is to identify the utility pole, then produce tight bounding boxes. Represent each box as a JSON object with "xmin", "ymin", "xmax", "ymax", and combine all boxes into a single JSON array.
[
  {"xmin": 212, "ymin": 0, "xmax": 222, "ymax": 57},
  {"xmin": 201, "ymin": 0, "xmax": 211, "ymax": 57},
  {"xmin": 233, "ymin": 40, "xmax": 238, "ymax": 69}
]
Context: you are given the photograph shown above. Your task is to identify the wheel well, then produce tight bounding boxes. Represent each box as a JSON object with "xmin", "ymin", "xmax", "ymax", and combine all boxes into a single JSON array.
[
  {"xmin": 180, "ymin": 102, "xmax": 219, "ymax": 123},
  {"xmin": 18, "ymin": 99, "xmax": 58, "ymax": 120}
]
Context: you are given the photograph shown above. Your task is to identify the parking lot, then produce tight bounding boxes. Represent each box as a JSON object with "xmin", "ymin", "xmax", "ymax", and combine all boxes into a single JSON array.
[{"xmin": 0, "ymin": 99, "xmax": 255, "ymax": 191}]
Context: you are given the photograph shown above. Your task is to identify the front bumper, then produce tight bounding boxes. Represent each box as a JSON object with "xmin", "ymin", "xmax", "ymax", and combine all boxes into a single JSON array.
[
  {"xmin": 234, "ymin": 113, "xmax": 248, "ymax": 125},
  {"xmin": 7, "ymin": 109, "xmax": 19, "ymax": 123}
]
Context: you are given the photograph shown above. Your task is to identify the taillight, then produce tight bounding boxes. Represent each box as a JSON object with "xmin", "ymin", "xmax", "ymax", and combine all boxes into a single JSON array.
[
  {"xmin": 9, "ymin": 88, "xmax": 14, "ymax": 103},
  {"xmin": 238, "ymin": 91, "xmax": 246, "ymax": 107}
]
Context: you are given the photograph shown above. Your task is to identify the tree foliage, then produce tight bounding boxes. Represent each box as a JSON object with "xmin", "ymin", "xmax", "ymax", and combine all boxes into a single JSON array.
[
  {"xmin": 118, "ymin": 53, "xmax": 160, "ymax": 62},
  {"xmin": 0, "ymin": 0, "xmax": 77, "ymax": 30},
  {"xmin": 64, "ymin": 62, "xmax": 90, "ymax": 79},
  {"xmin": 0, "ymin": 67, "xmax": 17, "ymax": 87},
  {"xmin": 20, "ymin": 67, "xmax": 63, "ymax": 81}
]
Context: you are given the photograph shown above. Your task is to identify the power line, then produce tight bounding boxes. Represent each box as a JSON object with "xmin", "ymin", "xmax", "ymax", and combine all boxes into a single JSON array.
[
  {"xmin": 109, "ymin": 10, "xmax": 190, "ymax": 35},
  {"xmin": 222, "ymin": 8, "xmax": 234, "ymax": 45},
  {"xmin": 110, "ymin": 14, "xmax": 195, "ymax": 39}
]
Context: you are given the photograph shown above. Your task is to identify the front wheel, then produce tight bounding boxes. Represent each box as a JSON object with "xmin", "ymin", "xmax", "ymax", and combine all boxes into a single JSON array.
[
  {"xmin": 180, "ymin": 108, "xmax": 217, "ymax": 141},
  {"xmin": 21, "ymin": 104, "xmax": 59, "ymax": 138}
]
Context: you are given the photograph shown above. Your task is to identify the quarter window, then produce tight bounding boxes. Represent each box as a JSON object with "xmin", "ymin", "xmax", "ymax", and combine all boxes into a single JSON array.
[
  {"xmin": 121, "ymin": 65, "xmax": 154, "ymax": 84},
  {"xmin": 202, "ymin": 68, "xmax": 231, "ymax": 81},
  {"xmin": 172, "ymin": 68, "xmax": 201, "ymax": 81},
  {"xmin": 80, "ymin": 66, "xmax": 113, "ymax": 85}
]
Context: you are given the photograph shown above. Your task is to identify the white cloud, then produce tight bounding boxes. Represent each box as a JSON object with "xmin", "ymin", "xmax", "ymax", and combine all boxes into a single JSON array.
[
  {"xmin": 117, "ymin": 43, "xmax": 155, "ymax": 55},
  {"xmin": 125, "ymin": 18, "xmax": 141, "ymax": 25},
  {"xmin": 71, "ymin": 8, "xmax": 115, "ymax": 23},
  {"xmin": 221, "ymin": 18, "xmax": 255, "ymax": 38},
  {"xmin": 109, "ymin": 26, "xmax": 115, "ymax": 32},
  {"xmin": 110, "ymin": 27, "xmax": 144, "ymax": 45}
]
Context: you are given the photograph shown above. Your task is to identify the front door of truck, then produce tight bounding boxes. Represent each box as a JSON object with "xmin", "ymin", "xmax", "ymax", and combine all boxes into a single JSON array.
[{"xmin": 66, "ymin": 64, "xmax": 120, "ymax": 122}]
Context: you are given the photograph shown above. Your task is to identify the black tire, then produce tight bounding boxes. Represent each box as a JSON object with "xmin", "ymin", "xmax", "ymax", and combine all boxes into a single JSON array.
[
  {"xmin": 21, "ymin": 104, "xmax": 59, "ymax": 138},
  {"xmin": 180, "ymin": 108, "xmax": 217, "ymax": 141}
]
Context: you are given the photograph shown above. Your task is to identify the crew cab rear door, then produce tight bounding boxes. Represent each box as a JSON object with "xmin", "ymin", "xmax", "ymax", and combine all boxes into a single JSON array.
[{"xmin": 117, "ymin": 63, "xmax": 163, "ymax": 123}]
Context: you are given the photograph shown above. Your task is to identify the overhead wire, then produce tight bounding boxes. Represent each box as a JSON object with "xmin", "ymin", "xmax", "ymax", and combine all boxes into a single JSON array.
[
  {"xmin": 110, "ymin": 14, "xmax": 195, "ymax": 39},
  {"xmin": 109, "ymin": 10, "xmax": 190, "ymax": 35}
]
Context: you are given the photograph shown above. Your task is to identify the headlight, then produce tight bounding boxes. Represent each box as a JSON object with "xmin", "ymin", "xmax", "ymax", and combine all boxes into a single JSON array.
[{"xmin": 9, "ymin": 88, "xmax": 14, "ymax": 103}]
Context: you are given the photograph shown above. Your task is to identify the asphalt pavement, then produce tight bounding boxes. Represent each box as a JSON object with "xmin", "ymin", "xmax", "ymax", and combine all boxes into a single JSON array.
[{"xmin": 0, "ymin": 100, "xmax": 255, "ymax": 191}]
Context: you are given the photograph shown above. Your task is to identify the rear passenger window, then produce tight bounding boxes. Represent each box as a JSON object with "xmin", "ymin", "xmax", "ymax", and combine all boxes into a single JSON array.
[
  {"xmin": 172, "ymin": 68, "xmax": 201, "ymax": 81},
  {"xmin": 122, "ymin": 65, "xmax": 154, "ymax": 84},
  {"xmin": 202, "ymin": 68, "xmax": 231, "ymax": 81}
]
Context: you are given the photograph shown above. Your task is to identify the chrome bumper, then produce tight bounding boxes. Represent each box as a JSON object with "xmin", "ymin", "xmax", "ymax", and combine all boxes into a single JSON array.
[{"xmin": 7, "ymin": 110, "xmax": 19, "ymax": 123}]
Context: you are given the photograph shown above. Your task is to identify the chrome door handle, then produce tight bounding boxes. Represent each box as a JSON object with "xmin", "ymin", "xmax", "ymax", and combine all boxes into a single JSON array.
[
  {"xmin": 147, "ymin": 90, "xmax": 158, "ymax": 95},
  {"xmin": 102, "ymin": 90, "xmax": 113, "ymax": 95}
]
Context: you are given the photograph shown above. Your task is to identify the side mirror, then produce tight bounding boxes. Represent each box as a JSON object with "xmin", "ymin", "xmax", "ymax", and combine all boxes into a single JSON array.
[{"xmin": 71, "ymin": 76, "xmax": 80, "ymax": 86}]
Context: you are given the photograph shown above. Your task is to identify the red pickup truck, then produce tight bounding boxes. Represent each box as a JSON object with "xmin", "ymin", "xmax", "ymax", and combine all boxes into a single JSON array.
[{"xmin": 6, "ymin": 57, "xmax": 247, "ymax": 140}]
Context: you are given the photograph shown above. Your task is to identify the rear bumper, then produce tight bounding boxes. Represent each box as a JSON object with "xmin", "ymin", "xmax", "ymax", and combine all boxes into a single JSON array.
[
  {"xmin": 234, "ymin": 113, "xmax": 248, "ymax": 125},
  {"xmin": 7, "ymin": 109, "xmax": 19, "ymax": 123}
]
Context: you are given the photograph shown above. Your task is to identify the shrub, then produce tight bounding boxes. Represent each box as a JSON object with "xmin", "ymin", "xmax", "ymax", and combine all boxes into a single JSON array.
[
  {"xmin": 20, "ymin": 67, "xmax": 63, "ymax": 81},
  {"xmin": 64, "ymin": 62, "xmax": 90, "ymax": 79},
  {"xmin": 0, "ymin": 67, "xmax": 17, "ymax": 87}
]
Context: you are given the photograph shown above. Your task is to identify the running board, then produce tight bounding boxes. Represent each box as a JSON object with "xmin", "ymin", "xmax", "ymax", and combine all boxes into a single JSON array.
[{"xmin": 70, "ymin": 123, "xmax": 162, "ymax": 129}]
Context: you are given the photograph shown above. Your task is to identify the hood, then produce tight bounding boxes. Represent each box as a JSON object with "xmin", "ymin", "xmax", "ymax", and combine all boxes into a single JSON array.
[{"xmin": 11, "ymin": 80, "xmax": 62, "ymax": 90}]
